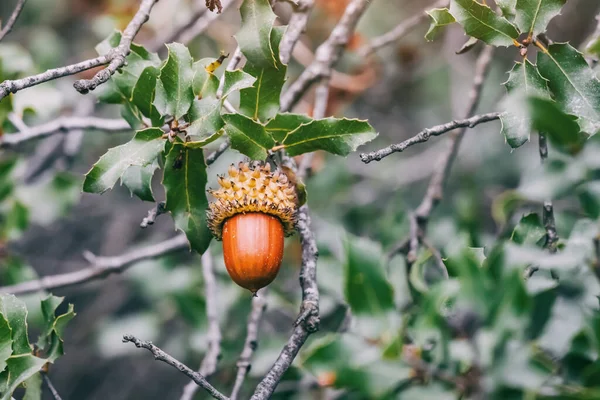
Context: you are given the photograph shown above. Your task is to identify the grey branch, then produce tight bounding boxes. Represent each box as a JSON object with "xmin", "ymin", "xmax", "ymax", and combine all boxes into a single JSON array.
[
  {"xmin": 0, "ymin": 56, "xmax": 109, "ymax": 101},
  {"xmin": 231, "ymin": 293, "xmax": 267, "ymax": 400},
  {"xmin": 123, "ymin": 335, "xmax": 229, "ymax": 400},
  {"xmin": 539, "ymin": 135, "xmax": 559, "ymax": 254},
  {"xmin": 180, "ymin": 252, "xmax": 223, "ymax": 400},
  {"xmin": 360, "ymin": 112, "xmax": 501, "ymax": 163},
  {"xmin": 41, "ymin": 372, "xmax": 63, "ymax": 400},
  {"xmin": 414, "ymin": 45, "xmax": 494, "ymax": 222},
  {"xmin": 0, "ymin": 116, "xmax": 130, "ymax": 148},
  {"xmin": 280, "ymin": 0, "xmax": 372, "ymax": 112},
  {"xmin": 0, "ymin": 0, "xmax": 27, "ymax": 42},
  {"xmin": 279, "ymin": 0, "xmax": 315, "ymax": 65},
  {"xmin": 358, "ymin": 0, "xmax": 448, "ymax": 57},
  {"xmin": 0, "ymin": 235, "xmax": 188, "ymax": 295},
  {"xmin": 177, "ymin": 0, "xmax": 238, "ymax": 45},
  {"xmin": 73, "ymin": 0, "xmax": 159, "ymax": 93},
  {"xmin": 206, "ymin": 138, "xmax": 232, "ymax": 166},
  {"xmin": 0, "ymin": 0, "xmax": 157, "ymax": 99},
  {"xmin": 250, "ymin": 205, "xmax": 319, "ymax": 399},
  {"xmin": 140, "ymin": 202, "xmax": 166, "ymax": 228}
]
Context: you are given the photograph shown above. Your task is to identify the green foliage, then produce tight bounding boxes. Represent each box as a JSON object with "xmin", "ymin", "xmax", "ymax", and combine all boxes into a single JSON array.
[
  {"xmin": 84, "ymin": 0, "xmax": 378, "ymax": 253},
  {"xmin": 426, "ymin": 0, "xmax": 600, "ymax": 150},
  {"xmin": 425, "ymin": 8, "xmax": 456, "ymax": 42},
  {"xmin": 0, "ymin": 295, "xmax": 74, "ymax": 400},
  {"xmin": 448, "ymin": 0, "xmax": 519, "ymax": 47},
  {"xmin": 163, "ymin": 143, "xmax": 212, "ymax": 254},
  {"xmin": 83, "ymin": 128, "xmax": 165, "ymax": 194}
]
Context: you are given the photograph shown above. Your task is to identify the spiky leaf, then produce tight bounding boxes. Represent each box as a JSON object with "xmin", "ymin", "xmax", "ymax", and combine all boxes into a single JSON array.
[
  {"xmin": 222, "ymin": 113, "xmax": 275, "ymax": 159},
  {"xmin": 154, "ymin": 43, "xmax": 195, "ymax": 119},
  {"xmin": 449, "ymin": 0, "xmax": 519, "ymax": 47}
]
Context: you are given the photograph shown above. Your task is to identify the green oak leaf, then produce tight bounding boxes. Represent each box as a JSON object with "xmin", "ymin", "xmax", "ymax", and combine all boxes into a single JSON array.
[
  {"xmin": 36, "ymin": 296, "xmax": 75, "ymax": 363},
  {"xmin": 537, "ymin": 43, "xmax": 600, "ymax": 136},
  {"xmin": 511, "ymin": 213, "xmax": 546, "ymax": 246},
  {"xmin": 192, "ymin": 58, "xmax": 220, "ymax": 99},
  {"xmin": 280, "ymin": 118, "xmax": 378, "ymax": 157},
  {"xmin": 239, "ymin": 26, "xmax": 287, "ymax": 122},
  {"xmin": 500, "ymin": 60, "xmax": 551, "ymax": 148},
  {"xmin": 221, "ymin": 70, "xmax": 256, "ymax": 99},
  {"xmin": 0, "ymin": 314, "xmax": 11, "ymax": 374},
  {"xmin": 235, "ymin": 0, "xmax": 278, "ymax": 68},
  {"xmin": 265, "ymin": 113, "xmax": 313, "ymax": 142},
  {"xmin": 515, "ymin": 0, "xmax": 565, "ymax": 37},
  {"xmin": 163, "ymin": 143, "xmax": 212, "ymax": 254},
  {"xmin": 131, "ymin": 66, "xmax": 163, "ymax": 127},
  {"xmin": 185, "ymin": 97, "xmax": 224, "ymax": 139},
  {"xmin": 83, "ymin": 128, "xmax": 165, "ymax": 194},
  {"xmin": 344, "ymin": 236, "xmax": 395, "ymax": 314},
  {"xmin": 121, "ymin": 160, "xmax": 159, "ymax": 202},
  {"xmin": 0, "ymin": 294, "xmax": 30, "ymax": 355},
  {"xmin": 449, "ymin": 0, "xmax": 519, "ymax": 47},
  {"xmin": 222, "ymin": 113, "xmax": 275, "ymax": 159},
  {"xmin": 22, "ymin": 372, "xmax": 42, "ymax": 400},
  {"xmin": 425, "ymin": 8, "xmax": 456, "ymax": 42},
  {"xmin": 496, "ymin": 0, "xmax": 517, "ymax": 19},
  {"xmin": 154, "ymin": 43, "xmax": 195, "ymax": 119},
  {"xmin": 96, "ymin": 31, "xmax": 161, "ymax": 101},
  {"xmin": 185, "ymin": 131, "xmax": 224, "ymax": 149},
  {"xmin": 0, "ymin": 355, "xmax": 46, "ymax": 400}
]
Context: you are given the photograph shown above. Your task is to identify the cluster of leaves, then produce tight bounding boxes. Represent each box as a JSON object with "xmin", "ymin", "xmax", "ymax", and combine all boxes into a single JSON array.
[
  {"xmin": 0, "ymin": 294, "xmax": 74, "ymax": 400},
  {"xmin": 290, "ymin": 211, "xmax": 600, "ymax": 399},
  {"xmin": 427, "ymin": 0, "xmax": 600, "ymax": 150},
  {"xmin": 83, "ymin": 0, "xmax": 378, "ymax": 254}
]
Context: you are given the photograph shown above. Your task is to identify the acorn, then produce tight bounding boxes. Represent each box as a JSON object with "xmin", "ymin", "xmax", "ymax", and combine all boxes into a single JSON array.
[{"xmin": 207, "ymin": 161, "xmax": 298, "ymax": 295}]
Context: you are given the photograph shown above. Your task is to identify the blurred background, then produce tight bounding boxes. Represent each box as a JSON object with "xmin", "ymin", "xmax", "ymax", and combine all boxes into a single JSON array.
[{"xmin": 1, "ymin": 0, "xmax": 600, "ymax": 398}]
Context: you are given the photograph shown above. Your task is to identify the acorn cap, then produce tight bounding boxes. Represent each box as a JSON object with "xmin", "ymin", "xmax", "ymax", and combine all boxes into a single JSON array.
[{"xmin": 207, "ymin": 161, "xmax": 298, "ymax": 240}]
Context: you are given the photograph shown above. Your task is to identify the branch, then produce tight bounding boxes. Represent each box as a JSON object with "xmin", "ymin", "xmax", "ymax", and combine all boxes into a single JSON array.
[
  {"xmin": 176, "ymin": 0, "xmax": 238, "ymax": 45},
  {"xmin": 279, "ymin": 0, "xmax": 315, "ymax": 65},
  {"xmin": 180, "ymin": 252, "xmax": 223, "ymax": 400},
  {"xmin": 280, "ymin": 0, "xmax": 372, "ymax": 112},
  {"xmin": 539, "ymin": 134, "xmax": 559, "ymax": 254},
  {"xmin": 123, "ymin": 334, "xmax": 229, "ymax": 400},
  {"xmin": 73, "ymin": 0, "xmax": 159, "ymax": 93},
  {"xmin": 0, "ymin": 0, "xmax": 27, "ymax": 42},
  {"xmin": 358, "ymin": 0, "xmax": 448, "ymax": 57},
  {"xmin": 0, "ymin": 116, "xmax": 130, "ymax": 148},
  {"xmin": 231, "ymin": 293, "xmax": 267, "ymax": 400},
  {"xmin": 359, "ymin": 112, "xmax": 501, "ymax": 163},
  {"xmin": 0, "ymin": 0, "xmax": 158, "ymax": 100},
  {"xmin": 206, "ymin": 138, "xmax": 232, "ymax": 166},
  {"xmin": 41, "ymin": 372, "xmax": 63, "ymax": 400},
  {"xmin": 250, "ymin": 204, "xmax": 319, "ymax": 399},
  {"xmin": 140, "ymin": 202, "xmax": 166, "ymax": 228},
  {"xmin": 414, "ymin": 45, "xmax": 494, "ymax": 223},
  {"xmin": 0, "ymin": 235, "xmax": 188, "ymax": 295}
]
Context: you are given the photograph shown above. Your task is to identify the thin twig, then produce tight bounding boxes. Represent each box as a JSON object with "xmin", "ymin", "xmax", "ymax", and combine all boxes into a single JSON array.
[
  {"xmin": 280, "ymin": 0, "xmax": 372, "ymax": 112},
  {"xmin": 0, "ymin": 0, "xmax": 157, "ymax": 100},
  {"xmin": 73, "ymin": 0, "xmax": 159, "ymax": 93},
  {"xmin": 358, "ymin": 0, "xmax": 448, "ymax": 57},
  {"xmin": 180, "ymin": 252, "xmax": 223, "ymax": 400},
  {"xmin": 421, "ymin": 237, "xmax": 449, "ymax": 279},
  {"xmin": 0, "ymin": 235, "xmax": 189, "ymax": 295},
  {"xmin": 0, "ymin": 116, "xmax": 130, "ymax": 147},
  {"xmin": 41, "ymin": 372, "xmax": 63, "ymax": 400},
  {"xmin": 250, "ymin": 204, "xmax": 319, "ymax": 399},
  {"xmin": 231, "ymin": 293, "xmax": 267, "ymax": 400},
  {"xmin": 539, "ymin": 135, "xmax": 559, "ymax": 252},
  {"xmin": 206, "ymin": 138, "xmax": 232, "ymax": 166},
  {"xmin": 123, "ymin": 334, "xmax": 229, "ymax": 400},
  {"xmin": 177, "ymin": 0, "xmax": 239, "ymax": 45},
  {"xmin": 140, "ymin": 202, "xmax": 166, "ymax": 228},
  {"xmin": 0, "ymin": 0, "xmax": 27, "ymax": 42},
  {"xmin": 360, "ymin": 112, "xmax": 501, "ymax": 163},
  {"xmin": 148, "ymin": 5, "xmax": 208, "ymax": 51},
  {"xmin": 279, "ymin": 0, "xmax": 315, "ymax": 65},
  {"xmin": 414, "ymin": 46, "xmax": 494, "ymax": 223}
]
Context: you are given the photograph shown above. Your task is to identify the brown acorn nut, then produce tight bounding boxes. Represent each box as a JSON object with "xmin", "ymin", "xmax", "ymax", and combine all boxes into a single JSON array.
[{"xmin": 207, "ymin": 161, "xmax": 298, "ymax": 294}]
